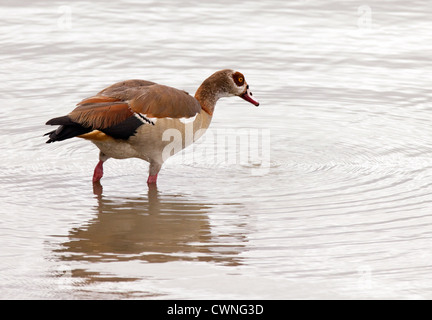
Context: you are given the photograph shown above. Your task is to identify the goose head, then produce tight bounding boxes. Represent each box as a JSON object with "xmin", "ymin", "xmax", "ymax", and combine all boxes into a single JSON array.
[
  {"xmin": 195, "ymin": 69, "xmax": 260, "ymax": 114},
  {"xmin": 226, "ymin": 69, "xmax": 260, "ymax": 107}
]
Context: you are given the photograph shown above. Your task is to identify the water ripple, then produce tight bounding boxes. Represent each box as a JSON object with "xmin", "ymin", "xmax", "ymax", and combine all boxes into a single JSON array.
[{"xmin": 2, "ymin": 0, "xmax": 432, "ymax": 299}]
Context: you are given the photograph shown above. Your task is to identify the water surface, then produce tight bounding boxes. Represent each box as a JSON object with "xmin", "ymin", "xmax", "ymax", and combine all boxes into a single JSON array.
[{"xmin": 1, "ymin": 0, "xmax": 432, "ymax": 299}]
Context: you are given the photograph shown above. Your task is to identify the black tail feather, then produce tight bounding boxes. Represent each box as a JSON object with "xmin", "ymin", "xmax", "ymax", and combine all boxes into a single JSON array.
[
  {"xmin": 46, "ymin": 115, "xmax": 74, "ymax": 126},
  {"xmin": 45, "ymin": 116, "xmax": 92, "ymax": 143}
]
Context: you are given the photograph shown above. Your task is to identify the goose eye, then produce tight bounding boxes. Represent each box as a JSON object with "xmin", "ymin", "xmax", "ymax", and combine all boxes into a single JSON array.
[{"xmin": 233, "ymin": 72, "xmax": 245, "ymax": 86}]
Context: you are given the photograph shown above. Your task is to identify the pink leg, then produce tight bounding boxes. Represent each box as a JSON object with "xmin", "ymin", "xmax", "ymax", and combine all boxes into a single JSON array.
[
  {"xmin": 93, "ymin": 160, "xmax": 104, "ymax": 183},
  {"xmin": 147, "ymin": 161, "xmax": 161, "ymax": 185},
  {"xmin": 147, "ymin": 174, "xmax": 158, "ymax": 184}
]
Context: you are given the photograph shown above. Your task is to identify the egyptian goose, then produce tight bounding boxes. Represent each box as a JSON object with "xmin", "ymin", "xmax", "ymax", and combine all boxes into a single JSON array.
[{"xmin": 45, "ymin": 69, "xmax": 259, "ymax": 184}]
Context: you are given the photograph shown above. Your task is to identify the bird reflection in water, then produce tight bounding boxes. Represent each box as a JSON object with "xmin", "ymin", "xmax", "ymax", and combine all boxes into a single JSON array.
[{"xmin": 56, "ymin": 182, "xmax": 245, "ymax": 267}]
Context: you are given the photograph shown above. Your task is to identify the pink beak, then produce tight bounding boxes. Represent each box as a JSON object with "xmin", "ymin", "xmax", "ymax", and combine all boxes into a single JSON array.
[{"xmin": 241, "ymin": 85, "xmax": 260, "ymax": 106}]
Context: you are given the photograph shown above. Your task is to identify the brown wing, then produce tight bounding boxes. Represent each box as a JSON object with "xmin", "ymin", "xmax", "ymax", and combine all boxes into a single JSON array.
[
  {"xmin": 68, "ymin": 80, "xmax": 201, "ymax": 129},
  {"xmin": 129, "ymin": 84, "xmax": 202, "ymax": 118},
  {"xmin": 97, "ymin": 79, "xmax": 156, "ymax": 100},
  {"xmin": 69, "ymin": 97, "xmax": 133, "ymax": 129}
]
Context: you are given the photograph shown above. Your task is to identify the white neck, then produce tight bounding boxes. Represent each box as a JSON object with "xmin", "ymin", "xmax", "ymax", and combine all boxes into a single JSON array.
[{"xmin": 192, "ymin": 109, "xmax": 213, "ymax": 143}]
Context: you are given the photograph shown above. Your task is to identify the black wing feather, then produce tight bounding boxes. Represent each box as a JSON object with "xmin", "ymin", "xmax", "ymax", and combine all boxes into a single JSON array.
[
  {"xmin": 101, "ymin": 115, "xmax": 144, "ymax": 140},
  {"xmin": 44, "ymin": 114, "xmax": 148, "ymax": 143},
  {"xmin": 44, "ymin": 116, "xmax": 92, "ymax": 143}
]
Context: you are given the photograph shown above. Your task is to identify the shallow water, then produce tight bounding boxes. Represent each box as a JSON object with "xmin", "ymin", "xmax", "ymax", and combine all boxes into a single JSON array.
[{"xmin": 1, "ymin": 0, "xmax": 432, "ymax": 299}]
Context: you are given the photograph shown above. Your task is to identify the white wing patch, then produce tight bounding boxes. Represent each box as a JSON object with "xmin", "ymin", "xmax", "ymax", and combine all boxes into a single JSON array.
[
  {"xmin": 178, "ymin": 114, "xmax": 198, "ymax": 124},
  {"xmin": 133, "ymin": 113, "xmax": 197, "ymax": 125},
  {"xmin": 134, "ymin": 113, "xmax": 156, "ymax": 125}
]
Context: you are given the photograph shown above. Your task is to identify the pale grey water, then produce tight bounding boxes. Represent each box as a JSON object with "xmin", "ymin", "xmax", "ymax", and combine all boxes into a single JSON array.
[{"xmin": 1, "ymin": 0, "xmax": 432, "ymax": 299}]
